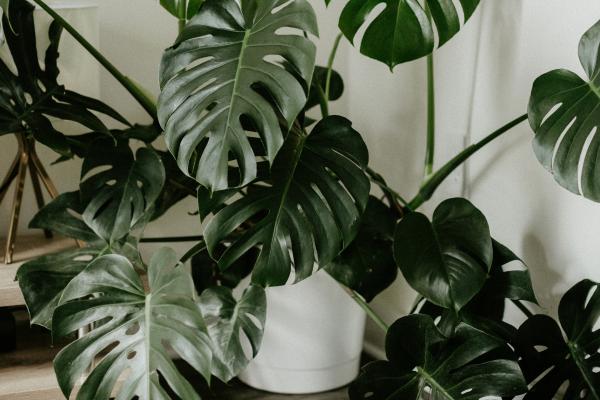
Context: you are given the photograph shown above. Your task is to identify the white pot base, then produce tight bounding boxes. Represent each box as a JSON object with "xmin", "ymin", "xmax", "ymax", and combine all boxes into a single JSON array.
[{"xmin": 238, "ymin": 356, "xmax": 361, "ymax": 395}]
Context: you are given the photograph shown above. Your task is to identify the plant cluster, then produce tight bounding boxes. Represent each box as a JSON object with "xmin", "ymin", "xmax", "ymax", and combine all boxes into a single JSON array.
[{"xmin": 2, "ymin": 0, "xmax": 600, "ymax": 398}]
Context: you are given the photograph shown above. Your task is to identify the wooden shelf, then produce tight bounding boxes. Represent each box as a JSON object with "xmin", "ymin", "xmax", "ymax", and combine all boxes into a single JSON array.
[{"xmin": 0, "ymin": 235, "xmax": 75, "ymax": 308}]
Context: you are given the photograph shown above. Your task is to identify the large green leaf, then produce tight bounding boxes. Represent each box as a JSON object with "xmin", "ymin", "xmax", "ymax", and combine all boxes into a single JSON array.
[
  {"xmin": 29, "ymin": 191, "xmax": 97, "ymax": 242},
  {"xmin": 203, "ymin": 116, "xmax": 370, "ymax": 286},
  {"xmin": 394, "ymin": 198, "xmax": 492, "ymax": 312},
  {"xmin": 0, "ymin": 0, "xmax": 128, "ymax": 156},
  {"xmin": 52, "ymin": 248, "xmax": 212, "ymax": 400},
  {"xmin": 325, "ymin": 196, "xmax": 397, "ymax": 302},
  {"xmin": 339, "ymin": 0, "xmax": 481, "ymax": 69},
  {"xmin": 349, "ymin": 314, "xmax": 527, "ymax": 399},
  {"xmin": 80, "ymin": 140, "xmax": 165, "ymax": 244},
  {"xmin": 16, "ymin": 246, "xmax": 102, "ymax": 329},
  {"xmin": 415, "ymin": 239, "xmax": 537, "ymax": 341},
  {"xmin": 516, "ymin": 280, "xmax": 600, "ymax": 399},
  {"xmin": 529, "ymin": 20, "xmax": 600, "ymax": 201},
  {"xmin": 199, "ymin": 285, "xmax": 266, "ymax": 382},
  {"xmin": 158, "ymin": 0, "xmax": 318, "ymax": 192}
]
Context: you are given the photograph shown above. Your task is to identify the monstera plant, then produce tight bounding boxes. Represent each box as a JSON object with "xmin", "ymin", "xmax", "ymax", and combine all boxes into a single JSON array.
[{"xmin": 2, "ymin": 0, "xmax": 599, "ymax": 398}]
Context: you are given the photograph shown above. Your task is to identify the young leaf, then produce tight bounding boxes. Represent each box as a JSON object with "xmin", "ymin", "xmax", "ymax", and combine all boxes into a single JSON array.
[
  {"xmin": 349, "ymin": 314, "xmax": 527, "ymax": 399},
  {"xmin": 339, "ymin": 0, "xmax": 481, "ymax": 69},
  {"xmin": 394, "ymin": 198, "xmax": 492, "ymax": 311},
  {"xmin": 199, "ymin": 285, "xmax": 266, "ymax": 382},
  {"xmin": 203, "ymin": 116, "xmax": 370, "ymax": 286},
  {"xmin": 80, "ymin": 140, "xmax": 165, "ymax": 244},
  {"xmin": 52, "ymin": 248, "xmax": 212, "ymax": 400},
  {"xmin": 516, "ymin": 280, "xmax": 600, "ymax": 399},
  {"xmin": 16, "ymin": 246, "xmax": 102, "ymax": 329},
  {"xmin": 0, "ymin": 0, "xmax": 128, "ymax": 156},
  {"xmin": 158, "ymin": 0, "xmax": 318, "ymax": 192},
  {"xmin": 529, "ymin": 19, "xmax": 600, "ymax": 201}
]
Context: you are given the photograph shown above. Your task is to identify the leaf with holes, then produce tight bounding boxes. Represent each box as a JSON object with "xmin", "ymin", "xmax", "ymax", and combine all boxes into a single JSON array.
[
  {"xmin": 516, "ymin": 280, "xmax": 600, "ymax": 399},
  {"xmin": 28, "ymin": 191, "xmax": 97, "ymax": 242},
  {"xmin": 158, "ymin": 0, "xmax": 318, "ymax": 192},
  {"xmin": 529, "ymin": 20, "xmax": 600, "ymax": 201},
  {"xmin": 394, "ymin": 198, "xmax": 493, "ymax": 312},
  {"xmin": 199, "ymin": 285, "xmax": 266, "ymax": 382},
  {"xmin": 16, "ymin": 246, "xmax": 102, "ymax": 329},
  {"xmin": 325, "ymin": 196, "xmax": 397, "ymax": 302},
  {"xmin": 349, "ymin": 314, "xmax": 527, "ymax": 399},
  {"xmin": 80, "ymin": 140, "xmax": 165, "ymax": 244},
  {"xmin": 339, "ymin": 0, "xmax": 481, "ymax": 69},
  {"xmin": 0, "ymin": 0, "xmax": 128, "ymax": 156},
  {"xmin": 203, "ymin": 116, "xmax": 370, "ymax": 287},
  {"xmin": 52, "ymin": 247, "xmax": 213, "ymax": 400}
]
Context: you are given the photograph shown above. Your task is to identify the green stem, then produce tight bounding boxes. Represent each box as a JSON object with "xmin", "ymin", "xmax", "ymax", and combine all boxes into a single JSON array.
[
  {"xmin": 407, "ymin": 114, "xmax": 528, "ymax": 210},
  {"xmin": 512, "ymin": 299, "xmax": 534, "ymax": 318},
  {"xmin": 317, "ymin": 84, "xmax": 329, "ymax": 118},
  {"xmin": 366, "ymin": 166, "xmax": 407, "ymax": 216},
  {"xmin": 177, "ymin": 0, "xmax": 187, "ymax": 33},
  {"xmin": 140, "ymin": 235, "xmax": 204, "ymax": 243},
  {"xmin": 424, "ymin": 52, "xmax": 435, "ymax": 178},
  {"xmin": 30, "ymin": 0, "xmax": 158, "ymax": 119},
  {"xmin": 325, "ymin": 33, "xmax": 343, "ymax": 105},
  {"xmin": 180, "ymin": 240, "xmax": 208, "ymax": 263},
  {"xmin": 340, "ymin": 284, "xmax": 389, "ymax": 332}
]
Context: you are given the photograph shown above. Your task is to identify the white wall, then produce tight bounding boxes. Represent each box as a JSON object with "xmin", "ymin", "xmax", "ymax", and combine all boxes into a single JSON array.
[{"xmin": 2, "ymin": 0, "xmax": 600, "ymax": 356}]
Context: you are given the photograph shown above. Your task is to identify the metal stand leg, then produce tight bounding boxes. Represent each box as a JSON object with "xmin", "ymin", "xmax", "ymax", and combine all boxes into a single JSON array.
[
  {"xmin": 1, "ymin": 135, "xmax": 64, "ymax": 263},
  {"xmin": 4, "ymin": 143, "xmax": 29, "ymax": 264}
]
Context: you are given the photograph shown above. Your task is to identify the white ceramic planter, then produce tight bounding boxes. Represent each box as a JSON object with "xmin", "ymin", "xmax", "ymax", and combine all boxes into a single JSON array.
[{"xmin": 238, "ymin": 269, "xmax": 366, "ymax": 394}]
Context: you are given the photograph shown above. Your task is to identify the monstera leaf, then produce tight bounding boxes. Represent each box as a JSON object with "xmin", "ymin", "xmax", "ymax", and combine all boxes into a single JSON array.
[
  {"xmin": 0, "ymin": 0, "xmax": 128, "ymax": 156},
  {"xmin": 29, "ymin": 191, "xmax": 97, "ymax": 242},
  {"xmin": 203, "ymin": 116, "xmax": 370, "ymax": 286},
  {"xmin": 415, "ymin": 239, "xmax": 537, "ymax": 341},
  {"xmin": 529, "ymin": 20, "xmax": 600, "ymax": 201},
  {"xmin": 52, "ymin": 248, "xmax": 212, "ymax": 400},
  {"xmin": 325, "ymin": 196, "xmax": 398, "ymax": 302},
  {"xmin": 349, "ymin": 314, "xmax": 527, "ymax": 399},
  {"xmin": 394, "ymin": 198, "xmax": 493, "ymax": 311},
  {"xmin": 516, "ymin": 280, "xmax": 600, "ymax": 399},
  {"xmin": 158, "ymin": 0, "xmax": 318, "ymax": 192},
  {"xmin": 79, "ymin": 140, "xmax": 165, "ymax": 243},
  {"xmin": 199, "ymin": 285, "xmax": 266, "ymax": 382},
  {"xmin": 16, "ymin": 247, "xmax": 102, "ymax": 329},
  {"xmin": 339, "ymin": 0, "xmax": 481, "ymax": 69}
]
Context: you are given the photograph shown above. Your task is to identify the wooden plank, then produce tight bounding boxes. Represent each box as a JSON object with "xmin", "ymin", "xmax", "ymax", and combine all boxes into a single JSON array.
[{"xmin": 0, "ymin": 236, "xmax": 75, "ymax": 308}]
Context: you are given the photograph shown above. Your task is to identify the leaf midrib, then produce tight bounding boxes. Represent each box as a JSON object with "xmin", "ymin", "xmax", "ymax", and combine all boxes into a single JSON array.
[{"xmin": 567, "ymin": 341, "xmax": 600, "ymax": 399}]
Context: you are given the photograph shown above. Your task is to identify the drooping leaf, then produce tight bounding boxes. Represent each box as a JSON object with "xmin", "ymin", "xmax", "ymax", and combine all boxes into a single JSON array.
[
  {"xmin": 29, "ymin": 191, "xmax": 97, "ymax": 242},
  {"xmin": 204, "ymin": 116, "xmax": 370, "ymax": 287},
  {"xmin": 349, "ymin": 314, "xmax": 527, "ymax": 399},
  {"xmin": 199, "ymin": 285, "xmax": 266, "ymax": 382},
  {"xmin": 16, "ymin": 246, "xmax": 101, "ymax": 329},
  {"xmin": 529, "ymin": 20, "xmax": 600, "ymax": 202},
  {"xmin": 0, "ymin": 0, "xmax": 128, "ymax": 156},
  {"xmin": 394, "ymin": 198, "xmax": 493, "ymax": 312},
  {"xmin": 516, "ymin": 280, "xmax": 600, "ymax": 399},
  {"xmin": 52, "ymin": 247, "xmax": 212, "ymax": 400},
  {"xmin": 158, "ymin": 0, "xmax": 318, "ymax": 192},
  {"xmin": 325, "ymin": 196, "xmax": 397, "ymax": 302},
  {"xmin": 339, "ymin": 0, "xmax": 481, "ymax": 69},
  {"xmin": 80, "ymin": 140, "xmax": 165, "ymax": 244}
]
